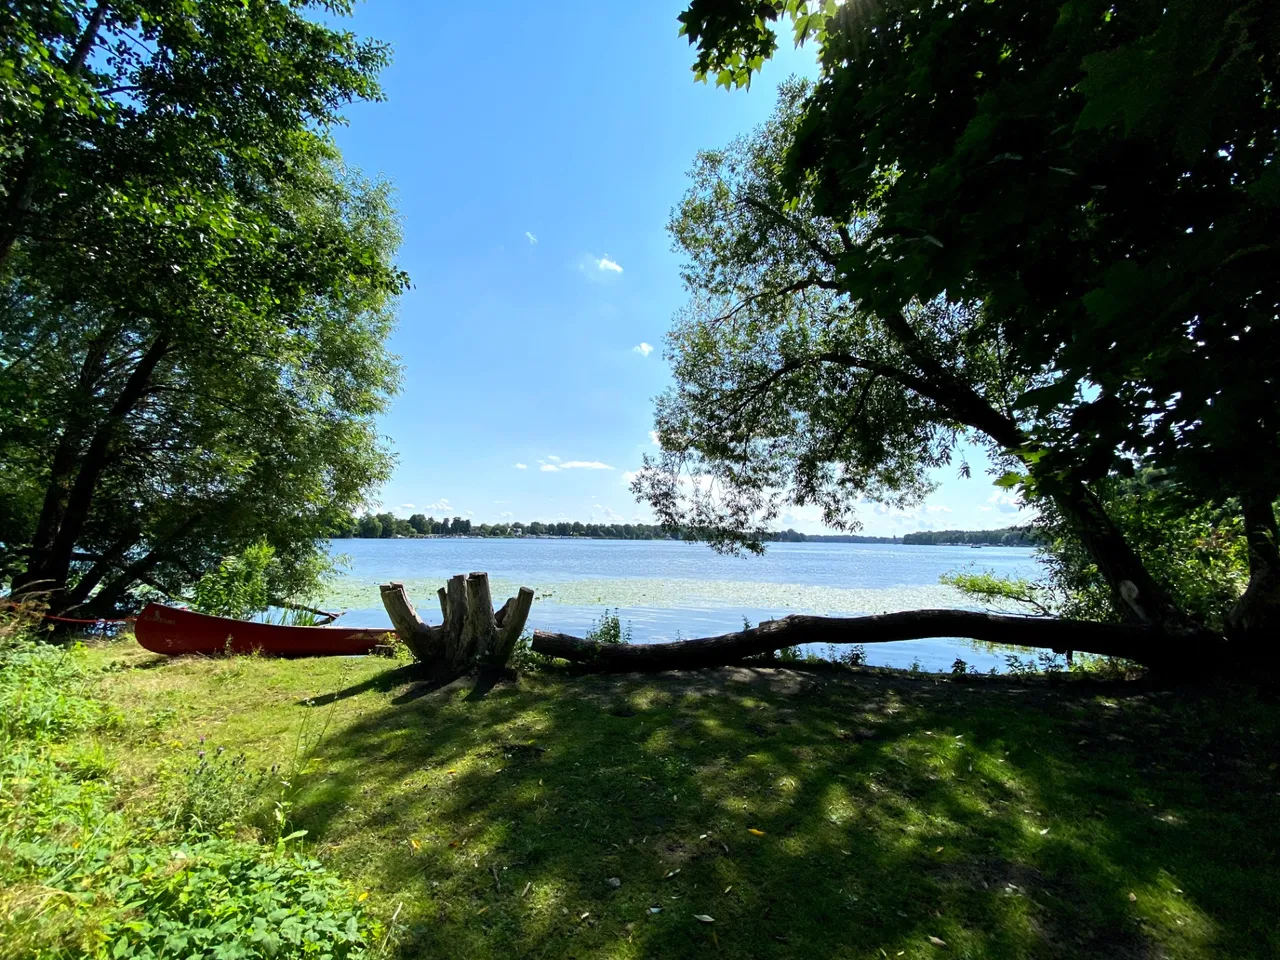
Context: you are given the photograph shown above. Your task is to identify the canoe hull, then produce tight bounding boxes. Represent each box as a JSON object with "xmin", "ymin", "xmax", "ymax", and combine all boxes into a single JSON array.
[{"xmin": 135, "ymin": 603, "xmax": 390, "ymax": 657}]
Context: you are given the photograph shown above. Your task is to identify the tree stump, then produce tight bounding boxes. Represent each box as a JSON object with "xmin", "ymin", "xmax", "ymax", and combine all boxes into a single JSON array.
[{"xmin": 379, "ymin": 573, "xmax": 534, "ymax": 672}]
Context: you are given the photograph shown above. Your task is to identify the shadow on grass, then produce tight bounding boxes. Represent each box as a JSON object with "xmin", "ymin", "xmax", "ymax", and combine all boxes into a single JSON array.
[{"xmin": 283, "ymin": 664, "xmax": 1280, "ymax": 960}]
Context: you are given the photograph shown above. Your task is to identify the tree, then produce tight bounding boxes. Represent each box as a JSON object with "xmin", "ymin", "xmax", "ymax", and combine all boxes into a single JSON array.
[
  {"xmin": 654, "ymin": 0, "xmax": 1279, "ymax": 654},
  {"xmin": 372, "ymin": 513, "xmax": 396, "ymax": 539},
  {"xmin": 1, "ymin": 4, "xmax": 404, "ymax": 614},
  {"xmin": 357, "ymin": 515, "xmax": 383, "ymax": 540},
  {"xmin": 631, "ymin": 83, "xmax": 1191, "ymax": 659},
  {"xmin": 408, "ymin": 513, "xmax": 428, "ymax": 535},
  {"xmin": 1, "ymin": 1, "xmax": 388, "ymax": 267}
]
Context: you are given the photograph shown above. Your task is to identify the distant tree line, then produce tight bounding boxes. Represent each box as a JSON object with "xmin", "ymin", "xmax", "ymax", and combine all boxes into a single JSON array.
[
  {"xmin": 334, "ymin": 515, "xmax": 682, "ymax": 540},
  {"xmin": 901, "ymin": 528, "xmax": 1037, "ymax": 547},
  {"xmin": 335, "ymin": 516, "xmax": 1028, "ymax": 545}
]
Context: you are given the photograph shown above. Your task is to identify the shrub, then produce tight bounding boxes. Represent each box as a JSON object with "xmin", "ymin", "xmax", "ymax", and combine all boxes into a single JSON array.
[{"xmin": 585, "ymin": 609, "xmax": 631, "ymax": 645}]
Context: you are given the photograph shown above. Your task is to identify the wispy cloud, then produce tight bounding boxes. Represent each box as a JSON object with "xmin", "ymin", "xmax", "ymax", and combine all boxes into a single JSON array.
[
  {"xmin": 398, "ymin": 503, "xmax": 415, "ymax": 510},
  {"xmin": 422, "ymin": 498, "xmax": 451, "ymax": 511},
  {"xmin": 987, "ymin": 491, "xmax": 1022, "ymax": 513},
  {"xmin": 525, "ymin": 231, "xmax": 537, "ymax": 245},
  {"xmin": 539, "ymin": 457, "xmax": 615, "ymax": 473},
  {"xmin": 649, "ymin": 430, "xmax": 660, "ymax": 446},
  {"xmin": 633, "ymin": 342, "xmax": 653, "ymax": 357},
  {"xmin": 514, "ymin": 463, "xmax": 527, "ymax": 470},
  {"xmin": 577, "ymin": 253, "xmax": 624, "ymax": 281},
  {"xmin": 925, "ymin": 504, "xmax": 953, "ymax": 514},
  {"xmin": 547, "ymin": 455, "xmax": 561, "ymax": 462}
]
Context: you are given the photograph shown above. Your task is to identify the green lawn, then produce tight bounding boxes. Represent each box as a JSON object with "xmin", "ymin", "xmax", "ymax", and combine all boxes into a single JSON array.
[{"xmin": 76, "ymin": 644, "xmax": 1280, "ymax": 959}]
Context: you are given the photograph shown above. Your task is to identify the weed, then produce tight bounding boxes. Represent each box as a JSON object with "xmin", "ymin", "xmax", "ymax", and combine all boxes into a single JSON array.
[
  {"xmin": 0, "ymin": 632, "xmax": 375, "ymax": 959},
  {"xmin": 584, "ymin": 608, "xmax": 631, "ymax": 644},
  {"xmin": 157, "ymin": 745, "xmax": 274, "ymax": 836}
]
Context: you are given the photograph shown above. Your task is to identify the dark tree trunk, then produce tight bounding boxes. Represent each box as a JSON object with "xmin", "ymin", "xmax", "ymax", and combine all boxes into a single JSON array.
[
  {"xmin": 13, "ymin": 337, "xmax": 171, "ymax": 609},
  {"xmin": 532, "ymin": 610, "xmax": 1208, "ymax": 671},
  {"xmin": 1052, "ymin": 481, "xmax": 1194, "ymax": 632},
  {"xmin": 1227, "ymin": 493, "xmax": 1280, "ymax": 654},
  {"xmin": 60, "ymin": 533, "xmax": 139, "ymax": 610},
  {"xmin": 865, "ymin": 317, "xmax": 1192, "ymax": 636},
  {"xmin": 15, "ymin": 323, "xmax": 120, "ymax": 599}
]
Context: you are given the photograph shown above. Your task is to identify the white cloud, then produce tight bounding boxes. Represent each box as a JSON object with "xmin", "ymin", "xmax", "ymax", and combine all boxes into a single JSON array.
[
  {"xmin": 987, "ymin": 491, "xmax": 1023, "ymax": 513},
  {"xmin": 525, "ymin": 231, "xmax": 537, "ymax": 244},
  {"xmin": 541, "ymin": 457, "xmax": 614, "ymax": 473},
  {"xmin": 633, "ymin": 342, "xmax": 654, "ymax": 357},
  {"xmin": 979, "ymin": 505, "xmax": 993, "ymax": 512},
  {"xmin": 925, "ymin": 504, "xmax": 953, "ymax": 514},
  {"xmin": 595, "ymin": 255, "xmax": 623, "ymax": 273},
  {"xmin": 398, "ymin": 503, "xmax": 415, "ymax": 510},
  {"xmin": 421, "ymin": 498, "xmax": 451, "ymax": 511},
  {"xmin": 547, "ymin": 455, "xmax": 561, "ymax": 462},
  {"xmin": 514, "ymin": 463, "xmax": 527, "ymax": 470},
  {"xmin": 500, "ymin": 511, "xmax": 514, "ymax": 519},
  {"xmin": 648, "ymin": 430, "xmax": 660, "ymax": 446}
]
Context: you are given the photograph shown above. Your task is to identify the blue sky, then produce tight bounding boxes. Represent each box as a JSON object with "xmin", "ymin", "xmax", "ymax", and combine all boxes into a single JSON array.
[{"xmin": 329, "ymin": 1, "xmax": 1023, "ymax": 536}]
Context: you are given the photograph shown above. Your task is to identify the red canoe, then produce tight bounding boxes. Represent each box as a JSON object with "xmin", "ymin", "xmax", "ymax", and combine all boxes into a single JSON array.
[{"xmin": 135, "ymin": 603, "xmax": 392, "ymax": 657}]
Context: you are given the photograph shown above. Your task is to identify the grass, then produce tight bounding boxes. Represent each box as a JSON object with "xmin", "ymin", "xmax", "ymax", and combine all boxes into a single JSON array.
[{"xmin": 56, "ymin": 641, "xmax": 1280, "ymax": 959}]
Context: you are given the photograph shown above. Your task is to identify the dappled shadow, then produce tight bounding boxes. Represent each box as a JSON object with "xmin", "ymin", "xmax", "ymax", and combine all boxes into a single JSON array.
[
  {"xmin": 301, "ymin": 664, "xmax": 423, "ymax": 707},
  {"xmin": 279, "ymin": 662, "xmax": 1280, "ymax": 959}
]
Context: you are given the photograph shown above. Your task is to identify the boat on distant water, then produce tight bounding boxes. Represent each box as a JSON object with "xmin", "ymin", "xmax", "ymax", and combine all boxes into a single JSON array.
[{"xmin": 134, "ymin": 603, "xmax": 390, "ymax": 657}]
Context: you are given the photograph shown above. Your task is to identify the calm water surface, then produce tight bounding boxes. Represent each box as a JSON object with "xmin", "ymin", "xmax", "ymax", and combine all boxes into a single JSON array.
[{"xmin": 322, "ymin": 538, "xmax": 1043, "ymax": 672}]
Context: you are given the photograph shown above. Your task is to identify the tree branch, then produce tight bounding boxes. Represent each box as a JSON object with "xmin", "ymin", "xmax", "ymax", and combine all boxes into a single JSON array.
[
  {"xmin": 712, "ymin": 275, "xmax": 841, "ymax": 327},
  {"xmin": 739, "ymin": 195, "xmax": 841, "ymax": 267}
]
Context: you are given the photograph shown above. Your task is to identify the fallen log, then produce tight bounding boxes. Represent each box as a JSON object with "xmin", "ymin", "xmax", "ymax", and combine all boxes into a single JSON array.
[{"xmin": 532, "ymin": 609, "xmax": 1213, "ymax": 671}]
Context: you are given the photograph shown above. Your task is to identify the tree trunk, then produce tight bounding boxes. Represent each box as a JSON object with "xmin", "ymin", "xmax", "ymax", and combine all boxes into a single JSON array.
[
  {"xmin": 379, "ymin": 577, "xmax": 534, "ymax": 671},
  {"xmin": 1227, "ymin": 493, "xmax": 1280, "ymax": 654},
  {"xmin": 532, "ymin": 610, "xmax": 1204, "ymax": 671},
  {"xmin": 1052, "ymin": 480, "xmax": 1194, "ymax": 632},
  {"xmin": 60, "ymin": 533, "xmax": 139, "ymax": 610},
  {"xmin": 444, "ymin": 574, "xmax": 470, "ymax": 666},
  {"xmin": 12, "ymin": 336, "xmax": 170, "ymax": 609},
  {"xmin": 854, "ymin": 320, "xmax": 1192, "ymax": 636},
  {"xmin": 464, "ymin": 572, "xmax": 497, "ymax": 664},
  {"xmin": 493, "ymin": 586, "xmax": 535, "ymax": 665},
  {"xmin": 379, "ymin": 581, "xmax": 442, "ymax": 662}
]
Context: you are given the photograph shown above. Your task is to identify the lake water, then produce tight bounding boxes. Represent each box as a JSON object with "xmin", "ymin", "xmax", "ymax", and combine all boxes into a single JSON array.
[{"xmin": 321, "ymin": 538, "xmax": 1043, "ymax": 673}]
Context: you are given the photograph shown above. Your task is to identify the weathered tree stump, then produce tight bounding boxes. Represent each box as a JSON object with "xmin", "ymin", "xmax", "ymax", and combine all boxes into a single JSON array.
[{"xmin": 379, "ymin": 573, "xmax": 534, "ymax": 672}]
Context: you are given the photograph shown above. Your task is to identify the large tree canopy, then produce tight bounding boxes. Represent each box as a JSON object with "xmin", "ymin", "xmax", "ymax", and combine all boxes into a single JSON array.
[
  {"xmin": 0, "ymin": 2, "xmax": 405, "ymax": 614},
  {"xmin": 647, "ymin": 0, "xmax": 1279, "ymax": 652}
]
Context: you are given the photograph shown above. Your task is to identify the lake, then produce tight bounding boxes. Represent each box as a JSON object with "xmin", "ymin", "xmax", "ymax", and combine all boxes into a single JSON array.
[{"xmin": 321, "ymin": 538, "xmax": 1044, "ymax": 672}]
